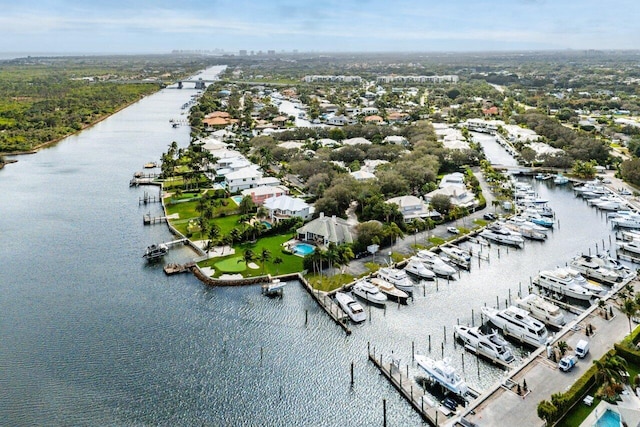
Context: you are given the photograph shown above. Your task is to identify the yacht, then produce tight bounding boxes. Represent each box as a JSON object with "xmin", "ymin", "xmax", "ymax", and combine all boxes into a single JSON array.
[
  {"xmin": 553, "ymin": 174, "xmax": 569, "ymax": 185},
  {"xmin": 503, "ymin": 222, "xmax": 546, "ymax": 241},
  {"xmin": 334, "ymin": 292, "xmax": 366, "ymax": 323},
  {"xmin": 520, "ymin": 208, "xmax": 554, "ymax": 228},
  {"xmin": 619, "ymin": 239, "xmax": 640, "ymax": 255},
  {"xmin": 574, "ymin": 181, "xmax": 607, "ymax": 198},
  {"xmin": 352, "ymin": 280, "xmax": 387, "ymax": 307},
  {"xmin": 481, "ymin": 305, "xmax": 549, "ymax": 347},
  {"xmin": 143, "ymin": 243, "xmax": 168, "ymax": 260},
  {"xmin": 479, "ymin": 225, "xmax": 525, "ymax": 248},
  {"xmin": 415, "ymin": 355, "xmax": 469, "ymax": 397},
  {"xmin": 453, "ymin": 325, "xmax": 515, "ymax": 363},
  {"xmin": 414, "ymin": 250, "xmax": 457, "ymax": 277},
  {"xmin": 439, "ymin": 246, "xmax": 471, "ymax": 270},
  {"xmin": 404, "ymin": 258, "xmax": 436, "ymax": 280},
  {"xmin": 533, "ymin": 268, "xmax": 595, "ymax": 301},
  {"xmin": 377, "ymin": 267, "xmax": 414, "ymax": 293},
  {"xmin": 610, "ymin": 211, "xmax": 640, "ymax": 229},
  {"xmin": 515, "ymin": 294, "xmax": 566, "ymax": 328},
  {"xmin": 369, "ymin": 278, "xmax": 409, "ymax": 305},
  {"xmin": 570, "ymin": 255, "xmax": 624, "ymax": 285}
]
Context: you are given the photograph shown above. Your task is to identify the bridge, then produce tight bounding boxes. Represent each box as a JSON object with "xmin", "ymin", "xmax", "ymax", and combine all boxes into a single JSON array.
[{"xmin": 172, "ymin": 78, "xmax": 218, "ymax": 90}]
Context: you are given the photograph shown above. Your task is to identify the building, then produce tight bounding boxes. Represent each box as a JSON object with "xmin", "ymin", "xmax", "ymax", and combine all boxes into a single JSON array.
[
  {"xmin": 241, "ymin": 185, "xmax": 288, "ymax": 205},
  {"xmin": 296, "ymin": 212, "xmax": 353, "ymax": 246},
  {"xmin": 386, "ymin": 195, "xmax": 440, "ymax": 222},
  {"xmin": 264, "ymin": 195, "xmax": 313, "ymax": 221},
  {"xmin": 349, "ymin": 170, "xmax": 377, "ymax": 181},
  {"xmin": 383, "ymin": 135, "xmax": 409, "ymax": 146},
  {"xmin": 225, "ymin": 167, "xmax": 263, "ymax": 193},
  {"xmin": 439, "ymin": 172, "xmax": 466, "ymax": 189},
  {"xmin": 342, "ymin": 137, "xmax": 372, "ymax": 146},
  {"xmin": 425, "ymin": 185, "xmax": 478, "ymax": 210}
]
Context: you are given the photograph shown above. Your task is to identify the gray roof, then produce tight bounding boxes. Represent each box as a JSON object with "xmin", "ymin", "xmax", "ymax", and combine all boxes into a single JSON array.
[{"xmin": 297, "ymin": 214, "xmax": 353, "ymax": 244}]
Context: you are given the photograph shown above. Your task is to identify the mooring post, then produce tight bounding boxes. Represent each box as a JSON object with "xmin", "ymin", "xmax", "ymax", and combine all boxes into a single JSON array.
[
  {"xmin": 412, "ymin": 341, "xmax": 415, "ymax": 361},
  {"xmin": 305, "ymin": 309, "xmax": 308, "ymax": 327},
  {"xmin": 472, "ymin": 309, "xmax": 475, "ymax": 327},
  {"xmin": 496, "ymin": 295, "xmax": 499, "ymax": 309},
  {"xmin": 462, "ymin": 353, "xmax": 465, "ymax": 372},
  {"xmin": 383, "ymin": 399, "xmax": 387, "ymax": 427},
  {"xmin": 443, "ymin": 326, "xmax": 447, "ymax": 343},
  {"xmin": 351, "ymin": 361, "xmax": 354, "ymax": 386},
  {"xmin": 428, "ymin": 335, "xmax": 431, "ymax": 353},
  {"xmin": 441, "ymin": 342, "xmax": 444, "ymax": 358},
  {"xmin": 509, "ymin": 288, "xmax": 511, "ymax": 305}
]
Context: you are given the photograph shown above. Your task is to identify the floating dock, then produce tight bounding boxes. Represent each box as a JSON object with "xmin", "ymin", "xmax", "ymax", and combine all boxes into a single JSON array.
[{"xmin": 163, "ymin": 262, "xmax": 194, "ymax": 275}]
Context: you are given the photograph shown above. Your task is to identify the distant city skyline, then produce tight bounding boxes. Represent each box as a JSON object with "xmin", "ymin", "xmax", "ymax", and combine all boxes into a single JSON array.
[{"xmin": 1, "ymin": 0, "xmax": 639, "ymax": 55}]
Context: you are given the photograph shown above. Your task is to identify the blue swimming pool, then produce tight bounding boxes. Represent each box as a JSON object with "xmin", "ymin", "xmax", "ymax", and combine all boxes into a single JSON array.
[
  {"xmin": 231, "ymin": 195, "xmax": 243, "ymax": 205},
  {"xmin": 595, "ymin": 409, "xmax": 622, "ymax": 427},
  {"xmin": 262, "ymin": 221, "xmax": 272, "ymax": 229},
  {"xmin": 293, "ymin": 243, "xmax": 315, "ymax": 256}
]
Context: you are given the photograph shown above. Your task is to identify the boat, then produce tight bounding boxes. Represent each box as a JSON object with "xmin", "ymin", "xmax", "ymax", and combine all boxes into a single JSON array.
[
  {"xmin": 262, "ymin": 278, "xmax": 287, "ymax": 296},
  {"xmin": 553, "ymin": 174, "xmax": 569, "ymax": 185},
  {"xmin": 574, "ymin": 181, "xmax": 607, "ymax": 197},
  {"xmin": 352, "ymin": 280, "xmax": 387, "ymax": 307},
  {"xmin": 143, "ymin": 243, "xmax": 168, "ymax": 260},
  {"xmin": 439, "ymin": 246, "xmax": 471, "ymax": 270},
  {"xmin": 369, "ymin": 278, "xmax": 409, "ymax": 304},
  {"xmin": 503, "ymin": 222, "xmax": 546, "ymax": 241},
  {"xmin": 514, "ymin": 294, "xmax": 566, "ymax": 328},
  {"xmin": 478, "ymin": 226, "xmax": 525, "ymax": 248},
  {"xmin": 143, "ymin": 162, "xmax": 158, "ymax": 169},
  {"xmin": 415, "ymin": 355, "xmax": 469, "ymax": 397},
  {"xmin": 404, "ymin": 258, "xmax": 436, "ymax": 280},
  {"xmin": 335, "ymin": 292, "xmax": 366, "ymax": 323},
  {"xmin": 619, "ymin": 239, "xmax": 640, "ymax": 255},
  {"xmin": 569, "ymin": 255, "xmax": 624, "ymax": 285},
  {"xmin": 520, "ymin": 208, "xmax": 554, "ymax": 228},
  {"xmin": 377, "ymin": 267, "xmax": 414, "ymax": 293},
  {"xmin": 453, "ymin": 325, "xmax": 515, "ymax": 364},
  {"xmin": 610, "ymin": 211, "xmax": 640, "ymax": 229},
  {"xmin": 507, "ymin": 216, "xmax": 549, "ymax": 233},
  {"xmin": 533, "ymin": 268, "xmax": 596, "ymax": 301},
  {"xmin": 481, "ymin": 305, "xmax": 549, "ymax": 347},
  {"xmin": 414, "ymin": 250, "xmax": 457, "ymax": 277}
]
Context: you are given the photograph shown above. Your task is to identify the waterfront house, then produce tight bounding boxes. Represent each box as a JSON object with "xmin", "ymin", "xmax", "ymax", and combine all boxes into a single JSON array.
[
  {"xmin": 225, "ymin": 167, "xmax": 263, "ymax": 193},
  {"xmin": 425, "ymin": 185, "xmax": 478, "ymax": 210},
  {"xmin": 264, "ymin": 195, "xmax": 313, "ymax": 221},
  {"xmin": 439, "ymin": 172, "xmax": 466, "ymax": 189},
  {"xmin": 386, "ymin": 195, "xmax": 441, "ymax": 222},
  {"xmin": 296, "ymin": 212, "xmax": 353, "ymax": 246},
  {"xmin": 241, "ymin": 185, "xmax": 289, "ymax": 205}
]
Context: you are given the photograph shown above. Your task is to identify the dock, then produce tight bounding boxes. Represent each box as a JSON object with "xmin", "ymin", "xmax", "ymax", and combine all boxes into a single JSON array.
[
  {"xmin": 139, "ymin": 191, "xmax": 161, "ymax": 205},
  {"xmin": 461, "ymin": 344, "xmax": 512, "ymax": 370},
  {"xmin": 297, "ymin": 274, "xmax": 351, "ymax": 334},
  {"xmin": 163, "ymin": 262, "xmax": 194, "ymax": 275},
  {"xmin": 143, "ymin": 214, "xmax": 167, "ymax": 225}
]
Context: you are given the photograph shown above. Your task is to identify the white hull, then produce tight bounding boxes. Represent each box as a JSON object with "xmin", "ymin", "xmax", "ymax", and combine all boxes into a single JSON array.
[
  {"xmin": 515, "ymin": 294, "xmax": 565, "ymax": 328},
  {"xmin": 453, "ymin": 325, "xmax": 515, "ymax": 363},
  {"xmin": 534, "ymin": 269, "xmax": 594, "ymax": 301},
  {"xmin": 415, "ymin": 355, "xmax": 468, "ymax": 396},
  {"xmin": 404, "ymin": 259, "xmax": 436, "ymax": 280},
  {"xmin": 481, "ymin": 306, "xmax": 549, "ymax": 347},
  {"xmin": 352, "ymin": 281, "xmax": 387, "ymax": 306},
  {"xmin": 335, "ymin": 292, "xmax": 366, "ymax": 323}
]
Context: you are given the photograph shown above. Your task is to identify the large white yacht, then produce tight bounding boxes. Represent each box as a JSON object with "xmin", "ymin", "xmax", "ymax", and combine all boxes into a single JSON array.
[
  {"xmin": 404, "ymin": 258, "xmax": 436, "ymax": 280},
  {"xmin": 352, "ymin": 280, "xmax": 387, "ymax": 307},
  {"xmin": 334, "ymin": 292, "xmax": 366, "ymax": 323},
  {"xmin": 569, "ymin": 255, "xmax": 624, "ymax": 286},
  {"xmin": 479, "ymin": 225, "xmax": 525, "ymax": 247},
  {"xmin": 514, "ymin": 294, "xmax": 566, "ymax": 328},
  {"xmin": 619, "ymin": 239, "xmax": 640, "ymax": 255},
  {"xmin": 414, "ymin": 250, "xmax": 457, "ymax": 277},
  {"xmin": 534, "ymin": 268, "xmax": 596, "ymax": 301},
  {"xmin": 481, "ymin": 305, "xmax": 549, "ymax": 347},
  {"xmin": 453, "ymin": 325, "xmax": 515, "ymax": 363},
  {"xmin": 610, "ymin": 211, "xmax": 640, "ymax": 229},
  {"xmin": 439, "ymin": 246, "xmax": 471, "ymax": 270},
  {"xmin": 377, "ymin": 267, "xmax": 414, "ymax": 293},
  {"xmin": 415, "ymin": 355, "xmax": 469, "ymax": 397},
  {"xmin": 503, "ymin": 222, "xmax": 546, "ymax": 241},
  {"xmin": 369, "ymin": 277, "xmax": 409, "ymax": 305}
]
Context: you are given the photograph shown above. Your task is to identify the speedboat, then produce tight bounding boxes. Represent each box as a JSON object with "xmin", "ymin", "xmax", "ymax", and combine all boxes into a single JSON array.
[
  {"xmin": 515, "ymin": 294, "xmax": 566, "ymax": 328},
  {"xmin": 534, "ymin": 268, "xmax": 595, "ymax": 301},
  {"xmin": 479, "ymin": 225, "xmax": 525, "ymax": 248},
  {"xmin": 143, "ymin": 243, "xmax": 168, "ymax": 260},
  {"xmin": 507, "ymin": 216, "xmax": 548, "ymax": 233},
  {"xmin": 619, "ymin": 239, "xmax": 640, "ymax": 255},
  {"xmin": 610, "ymin": 211, "xmax": 640, "ymax": 229},
  {"xmin": 439, "ymin": 246, "xmax": 471, "ymax": 270},
  {"xmin": 414, "ymin": 250, "xmax": 457, "ymax": 277},
  {"xmin": 335, "ymin": 292, "xmax": 366, "ymax": 323},
  {"xmin": 453, "ymin": 325, "xmax": 515, "ymax": 363},
  {"xmin": 570, "ymin": 255, "xmax": 624, "ymax": 285},
  {"xmin": 369, "ymin": 278, "xmax": 409, "ymax": 305},
  {"xmin": 481, "ymin": 305, "xmax": 549, "ymax": 347},
  {"xmin": 503, "ymin": 222, "xmax": 546, "ymax": 241},
  {"xmin": 554, "ymin": 174, "xmax": 569, "ymax": 185},
  {"xmin": 352, "ymin": 280, "xmax": 387, "ymax": 307},
  {"xmin": 377, "ymin": 267, "xmax": 414, "ymax": 294},
  {"xmin": 520, "ymin": 208, "xmax": 554, "ymax": 228},
  {"xmin": 404, "ymin": 258, "xmax": 436, "ymax": 280},
  {"xmin": 415, "ymin": 355, "xmax": 469, "ymax": 397}
]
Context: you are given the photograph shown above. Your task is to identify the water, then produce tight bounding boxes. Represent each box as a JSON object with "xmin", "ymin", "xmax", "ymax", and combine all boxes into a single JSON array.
[
  {"xmin": 595, "ymin": 409, "xmax": 622, "ymax": 427},
  {"xmin": 472, "ymin": 131, "xmax": 520, "ymax": 167},
  {"xmin": 293, "ymin": 242, "xmax": 316, "ymax": 256},
  {"xmin": 0, "ymin": 65, "xmax": 622, "ymax": 426}
]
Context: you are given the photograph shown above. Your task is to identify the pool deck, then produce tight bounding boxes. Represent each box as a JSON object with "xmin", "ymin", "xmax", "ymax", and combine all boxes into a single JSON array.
[{"xmin": 579, "ymin": 393, "xmax": 640, "ymax": 427}]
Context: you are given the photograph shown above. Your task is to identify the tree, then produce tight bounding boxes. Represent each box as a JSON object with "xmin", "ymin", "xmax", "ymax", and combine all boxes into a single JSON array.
[
  {"xmin": 238, "ymin": 249, "xmax": 255, "ymax": 268},
  {"xmin": 572, "ymin": 160, "xmax": 597, "ymax": 179},
  {"xmin": 257, "ymin": 247, "xmax": 272, "ymax": 275},
  {"xmin": 430, "ymin": 194, "xmax": 453, "ymax": 217},
  {"xmin": 520, "ymin": 147, "xmax": 537, "ymax": 165},
  {"xmin": 273, "ymin": 257, "xmax": 283, "ymax": 275},
  {"xmin": 557, "ymin": 341, "xmax": 568, "ymax": 356},
  {"xmin": 383, "ymin": 222, "xmax": 404, "ymax": 249},
  {"xmin": 621, "ymin": 298, "xmax": 638, "ymax": 334},
  {"xmin": 537, "ymin": 400, "xmax": 558, "ymax": 425},
  {"xmin": 239, "ymin": 195, "xmax": 256, "ymax": 215}
]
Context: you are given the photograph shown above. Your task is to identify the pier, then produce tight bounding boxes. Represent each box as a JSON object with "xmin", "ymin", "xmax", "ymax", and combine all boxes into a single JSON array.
[
  {"xmin": 143, "ymin": 213, "xmax": 167, "ymax": 225},
  {"xmin": 139, "ymin": 191, "xmax": 161, "ymax": 205},
  {"xmin": 296, "ymin": 274, "xmax": 351, "ymax": 335},
  {"xmin": 163, "ymin": 262, "xmax": 195, "ymax": 275}
]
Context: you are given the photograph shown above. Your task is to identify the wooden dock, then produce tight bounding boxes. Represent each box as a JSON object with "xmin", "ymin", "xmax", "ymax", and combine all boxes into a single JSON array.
[
  {"xmin": 297, "ymin": 274, "xmax": 351, "ymax": 335},
  {"xmin": 163, "ymin": 262, "xmax": 194, "ymax": 275},
  {"xmin": 139, "ymin": 191, "xmax": 161, "ymax": 205},
  {"xmin": 368, "ymin": 349, "xmax": 444, "ymax": 426},
  {"xmin": 143, "ymin": 214, "xmax": 167, "ymax": 225}
]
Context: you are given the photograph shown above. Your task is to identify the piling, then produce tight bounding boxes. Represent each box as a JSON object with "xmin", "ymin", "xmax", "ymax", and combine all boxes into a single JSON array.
[{"xmin": 351, "ymin": 362, "xmax": 354, "ymax": 386}]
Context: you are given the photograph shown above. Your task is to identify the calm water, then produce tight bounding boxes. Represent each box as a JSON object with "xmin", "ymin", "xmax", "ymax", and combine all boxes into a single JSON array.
[{"xmin": 0, "ymin": 67, "xmax": 620, "ymax": 426}]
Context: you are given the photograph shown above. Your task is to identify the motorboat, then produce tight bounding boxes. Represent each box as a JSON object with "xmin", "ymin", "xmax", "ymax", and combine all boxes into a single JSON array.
[
  {"xmin": 404, "ymin": 258, "xmax": 436, "ymax": 280},
  {"xmin": 453, "ymin": 325, "xmax": 515, "ymax": 363},
  {"xmin": 143, "ymin": 243, "xmax": 168, "ymax": 260},
  {"xmin": 503, "ymin": 222, "xmax": 546, "ymax": 241},
  {"xmin": 414, "ymin": 250, "xmax": 457, "ymax": 277},
  {"xmin": 553, "ymin": 174, "xmax": 569, "ymax": 185},
  {"xmin": 377, "ymin": 267, "xmax": 414, "ymax": 294},
  {"xmin": 481, "ymin": 305, "xmax": 549, "ymax": 347},
  {"xmin": 439, "ymin": 245, "xmax": 471, "ymax": 270},
  {"xmin": 479, "ymin": 226, "xmax": 525, "ymax": 248},
  {"xmin": 507, "ymin": 216, "xmax": 549, "ymax": 233},
  {"xmin": 574, "ymin": 181, "xmax": 607, "ymax": 198},
  {"xmin": 515, "ymin": 294, "xmax": 566, "ymax": 328},
  {"xmin": 335, "ymin": 292, "xmax": 366, "ymax": 323},
  {"xmin": 594, "ymin": 252, "xmax": 636, "ymax": 278},
  {"xmin": 610, "ymin": 211, "xmax": 640, "ymax": 229},
  {"xmin": 520, "ymin": 208, "xmax": 554, "ymax": 228},
  {"xmin": 619, "ymin": 239, "xmax": 640, "ymax": 255},
  {"xmin": 533, "ymin": 268, "xmax": 595, "ymax": 301},
  {"xmin": 352, "ymin": 280, "xmax": 387, "ymax": 307},
  {"xmin": 570, "ymin": 255, "xmax": 624, "ymax": 285},
  {"xmin": 369, "ymin": 277, "xmax": 409, "ymax": 305},
  {"xmin": 415, "ymin": 355, "xmax": 469, "ymax": 397},
  {"xmin": 262, "ymin": 278, "xmax": 287, "ymax": 296}
]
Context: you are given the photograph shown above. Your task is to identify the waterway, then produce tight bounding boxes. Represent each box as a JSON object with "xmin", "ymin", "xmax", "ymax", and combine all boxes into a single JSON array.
[{"xmin": 0, "ymin": 66, "xmax": 622, "ymax": 426}]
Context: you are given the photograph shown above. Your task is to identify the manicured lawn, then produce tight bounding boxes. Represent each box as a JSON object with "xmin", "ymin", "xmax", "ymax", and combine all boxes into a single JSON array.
[
  {"xmin": 211, "ymin": 214, "xmax": 243, "ymax": 235},
  {"xmin": 214, "ymin": 256, "xmax": 247, "ymax": 273},
  {"xmin": 307, "ymin": 273, "xmax": 355, "ymax": 292},
  {"xmin": 556, "ymin": 388, "xmax": 600, "ymax": 427}
]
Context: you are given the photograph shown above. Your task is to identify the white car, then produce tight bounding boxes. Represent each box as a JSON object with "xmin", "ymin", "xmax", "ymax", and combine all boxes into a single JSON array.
[{"xmin": 447, "ymin": 226, "xmax": 460, "ymax": 234}]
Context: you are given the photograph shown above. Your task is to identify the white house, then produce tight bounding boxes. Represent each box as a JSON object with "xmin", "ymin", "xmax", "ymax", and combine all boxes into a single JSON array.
[
  {"xmin": 386, "ymin": 195, "xmax": 440, "ymax": 222},
  {"xmin": 264, "ymin": 195, "xmax": 313, "ymax": 221},
  {"xmin": 317, "ymin": 138, "xmax": 340, "ymax": 147},
  {"xmin": 296, "ymin": 212, "xmax": 353, "ymax": 246},
  {"xmin": 343, "ymin": 137, "xmax": 372, "ymax": 146},
  {"xmin": 425, "ymin": 185, "xmax": 478, "ymax": 210},
  {"xmin": 350, "ymin": 170, "xmax": 377, "ymax": 181},
  {"xmin": 439, "ymin": 172, "xmax": 466, "ymax": 189},
  {"xmin": 383, "ymin": 135, "xmax": 409, "ymax": 146},
  {"xmin": 225, "ymin": 167, "xmax": 263, "ymax": 193}
]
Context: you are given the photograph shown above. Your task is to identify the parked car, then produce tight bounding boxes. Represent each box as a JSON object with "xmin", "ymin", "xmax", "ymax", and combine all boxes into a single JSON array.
[
  {"xmin": 483, "ymin": 213, "xmax": 496, "ymax": 220},
  {"xmin": 447, "ymin": 226, "xmax": 460, "ymax": 234},
  {"xmin": 559, "ymin": 355, "xmax": 578, "ymax": 372},
  {"xmin": 442, "ymin": 397, "xmax": 458, "ymax": 411}
]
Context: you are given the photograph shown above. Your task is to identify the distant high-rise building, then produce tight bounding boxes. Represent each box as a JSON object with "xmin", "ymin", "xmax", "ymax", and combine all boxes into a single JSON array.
[
  {"xmin": 239, "ymin": 50, "xmax": 247, "ymax": 56},
  {"xmin": 293, "ymin": 49, "xmax": 298, "ymax": 54},
  {"xmin": 267, "ymin": 50, "xmax": 275, "ymax": 55}
]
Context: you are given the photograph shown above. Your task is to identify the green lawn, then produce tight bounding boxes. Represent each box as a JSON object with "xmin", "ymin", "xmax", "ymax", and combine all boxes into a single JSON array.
[
  {"xmin": 211, "ymin": 214, "xmax": 243, "ymax": 235},
  {"xmin": 214, "ymin": 256, "xmax": 249, "ymax": 273}
]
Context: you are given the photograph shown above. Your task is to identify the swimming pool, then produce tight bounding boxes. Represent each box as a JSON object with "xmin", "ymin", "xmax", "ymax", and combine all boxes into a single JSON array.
[
  {"xmin": 231, "ymin": 195, "xmax": 243, "ymax": 205},
  {"xmin": 262, "ymin": 221, "xmax": 272, "ymax": 229},
  {"xmin": 595, "ymin": 409, "xmax": 622, "ymax": 427},
  {"xmin": 293, "ymin": 243, "xmax": 315, "ymax": 256}
]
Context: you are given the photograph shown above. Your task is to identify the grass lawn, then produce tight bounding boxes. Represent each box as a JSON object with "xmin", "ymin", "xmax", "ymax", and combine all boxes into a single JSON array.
[
  {"xmin": 307, "ymin": 273, "xmax": 355, "ymax": 292},
  {"xmin": 211, "ymin": 214, "xmax": 243, "ymax": 235},
  {"xmin": 214, "ymin": 256, "xmax": 248, "ymax": 273},
  {"xmin": 556, "ymin": 388, "xmax": 601, "ymax": 427}
]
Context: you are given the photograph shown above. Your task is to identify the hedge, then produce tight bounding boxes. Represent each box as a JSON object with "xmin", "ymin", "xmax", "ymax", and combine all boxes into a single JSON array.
[{"xmin": 614, "ymin": 343, "xmax": 640, "ymax": 366}]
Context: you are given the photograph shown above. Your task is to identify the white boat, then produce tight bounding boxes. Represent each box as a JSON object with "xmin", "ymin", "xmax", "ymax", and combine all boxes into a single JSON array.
[
  {"xmin": 352, "ymin": 280, "xmax": 387, "ymax": 306},
  {"xmin": 414, "ymin": 250, "xmax": 457, "ymax": 277},
  {"xmin": 569, "ymin": 255, "xmax": 624, "ymax": 285},
  {"xmin": 534, "ymin": 268, "xmax": 595, "ymax": 301},
  {"xmin": 263, "ymin": 278, "xmax": 286, "ymax": 292},
  {"xmin": 481, "ymin": 305, "xmax": 549, "ymax": 347},
  {"xmin": 610, "ymin": 211, "xmax": 640, "ymax": 229},
  {"xmin": 335, "ymin": 292, "xmax": 366, "ymax": 323},
  {"xmin": 404, "ymin": 258, "xmax": 436, "ymax": 280},
  {"xmin": 503, "ymin": 222, "xmax": 546, "ymax": 241},
  {"xmin": 574, "ymin": 181, "xmax": 607, "ymax": 197},
  {"xmin": 520, "ymin": 208, "xmax": 554, "ymax": 228},
  {"xmin": 619, "ymin": 239, "xmax": 640, "ymax": 255},
  {"xmin": 515, "ymin": 294, "xmax": 566, "ymax": 328},
  {"xmin": 479, "ymin": 225, "xmax": 525, "ymax": 247},
  {"xmin": 439, "ymin": 246, "xmax": 471, "ymax": 270},
  {"xmin": 369, "ymin": 277, "xmax": 409, "ymax": 304},
  {"xmin": 507, "ymin": 216, "xmax": 549, "ymax": 233},
  {"xmin": 554, "ymin": 174, "xmax": 569, "ymax": 185},
  {"xmin": 377, "ymin": 267, "xmax": 414, "ymax": 293},
  {"xmin": 453, "ymin": 325, "xmax": 515, "ymax": 363},
  {"xmin": 415, "ymin": 355, "xmax": 469, "ymax": 396},
  {"xmin": 143, "ymin": 243, "xmax": 168, "ymax": 260}
]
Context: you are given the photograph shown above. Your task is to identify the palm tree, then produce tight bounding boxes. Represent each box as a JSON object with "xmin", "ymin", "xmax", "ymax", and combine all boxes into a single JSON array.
[
  {"xmin": 220, "ymin": 234, "xmax": 233, "ymax": 255},
  {"xmin": 273, "ymin": 257, "xmax": 283, "ymax": 275},
  {"xmin": 384, "ymin": 222, "xmax": 404, "ymax": 249},
  {"xmin": 230, "ymin": 228, "xmax": 242, "ymax": 244},
  {"xmin": 621, "ymin": 298, "xmax": 638, "ymax": 334},
  {"xmin": 594, "ymin": 354, "xmax": 628, "ymax": 386},
  {"xmin": 238, "ymin": 249, "xmax": 255, "ymax": 269},
  {"xmin": 257, "ymin": 247, "xmax": 272, "ymax": 275}
]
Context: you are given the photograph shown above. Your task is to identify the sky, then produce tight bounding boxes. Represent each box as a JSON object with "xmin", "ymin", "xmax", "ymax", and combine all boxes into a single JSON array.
[{"xmin": 1, "ymin": 0, "xmax": 639, "ymax": 55}]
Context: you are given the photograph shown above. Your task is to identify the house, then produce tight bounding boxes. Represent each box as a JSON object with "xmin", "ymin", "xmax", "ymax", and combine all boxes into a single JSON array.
[
  {"xmin": 225, "ymin": 167, "xmax": 263, "ymax": 193},
  {"xmin": 387, "ymin": 112, "xmax": 410, "ymax": 123},
  {"xmin": 241, "ymin": 185, "xmax": 288, "ymax": 205},
  {"xmin": 439, "ymin": 172, "xmax": 466, "ymax": 189},
  {"xmin": 350, "ymin": 170, "xmax": 376, "ymax": 181},
  {"xmin": 383, "ymin": 135, "xmax": 409, "ymax": 146},
  {"xmin": 264, "ymin": 195, "xmax": 313, "ymax": 221},
  {"xmin": 317, "ymin": 138, "xmax": 339, "ymax": 147},
  {"xmin": 361, "ymin": 107, "xmax": 379, "ymax": 115},
  {"xmin": 326, "ymin": 115, "xmax": 351, "ymax": 126},
  {"xmin": 364, "ymin": 115, "xmax": 384, "ymax": 124},
  {"xmin": 386, "ymin": 195, "xmax": 440, "ymax": 222},
  {"xmin": 343, "ymin": 137, "xmax": 372, "ymax": 146},
  {"xmin": 296, "ymin": 212, "xmax": 353, "ymax": 246},
  {"xmin": 482, "ymin": 106, "xmax": 499, "ymax": 116},
  {"xmin": 425, "ymin": 185, "xmax": 478, "ymax": 210},
  {"xmin": 255, "ymin": 176, "xmax": 281, "ymax": 187}
]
